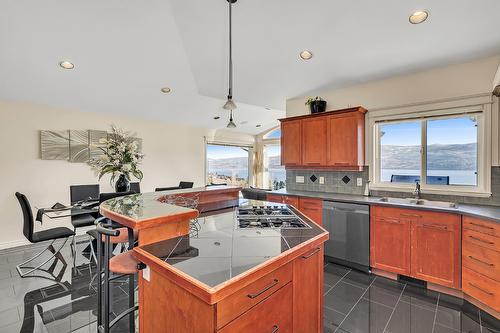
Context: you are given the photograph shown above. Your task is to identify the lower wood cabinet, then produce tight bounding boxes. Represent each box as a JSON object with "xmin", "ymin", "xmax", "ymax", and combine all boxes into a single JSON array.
[
  {"xmin": 293, "ymin": 247, "xmax": 323, "ymax": 333},
  {"xmin": 298, "ymin": 197, "xmax": 323, "ymax": 225},
  {"xmin": 371, "ymin": 206, "xmax": 461, "ymax": 289},
  {"xmin": 411, "ymin": 215, "xmax": 461, "ymax": 289},
  {"xmin": 218, "ymin": 283, "xmax": 293, "ymax": 333},
  {"xmin": 370, "ymin": 215, "xmax": 411, "ymax": 276},
  {"xmin": 267, "ymin": 194, "xmax": 323, "ymax": 225},
  {"xmin": 462, "ymin": 216, "xmax": 500, "ymax": 312}
]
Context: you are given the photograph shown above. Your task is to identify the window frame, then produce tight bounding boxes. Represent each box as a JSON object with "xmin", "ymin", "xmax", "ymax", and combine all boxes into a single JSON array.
[
  {"xmin": 205, "ymin": 142, "xmax": 253, "ymax": 187},
  {"xmin": 371, "ymin": 105, "xmax": 491, "ymax": 197}
]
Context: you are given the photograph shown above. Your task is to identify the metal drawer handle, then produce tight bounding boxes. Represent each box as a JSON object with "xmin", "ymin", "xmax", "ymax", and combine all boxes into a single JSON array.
[
  {"xmin": 380, "ymin": 218, "xmax": 401, "ymax": 224},
  {"xmin": 422, "ymin": 224, "xmax": 448, "ymax": 230},
  {"xmin": 333, "ymin": 162, "xmax": 349, "ymax": 166},
  {"xmin": 302, "ymin": 247, "xmax": 320, "ymax": 259},
  {"xmin": 247, "ymin": 279, "xmax": 279, "ymax": 299},
  {"xmin": 469, "ymin": 283, "xmax": 494, "ymax": 296},
  {"xmin": 271, "ymin": 325, "xmax": 279, "ymax": 333},
  {"xmin": 470, "ymin": 222, "xmax": 494, "ymax": 230},
  {"xmin": 468, "ymin": 255, "xmax": 494, "ymax": 267},
  {"xmin": 400, "ymin": 213, "xmax": 422, "ymax": 218},
  {"xmin": 468, "ymin": 236, "xmax": 495, "ymax": 245}
]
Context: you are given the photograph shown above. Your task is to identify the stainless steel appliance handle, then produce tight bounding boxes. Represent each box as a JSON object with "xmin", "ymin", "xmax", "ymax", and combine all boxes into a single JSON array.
[{"xmin": 328, "ymin": 207, "xmax": 369, "ymax": 215}]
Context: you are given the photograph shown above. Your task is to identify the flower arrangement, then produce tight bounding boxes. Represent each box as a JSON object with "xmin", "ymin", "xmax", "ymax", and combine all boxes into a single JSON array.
[
  {"xmin": 88, "ymin": 125, "xmax": 144, "ymax": 185},
  {"xmin": 304, "ymin": 96, "xmax": 324, "ymax": 106}
]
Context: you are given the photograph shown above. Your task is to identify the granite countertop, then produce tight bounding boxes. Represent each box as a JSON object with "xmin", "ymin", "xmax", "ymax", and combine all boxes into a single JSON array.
[
  {"xmin": 270, "ymin": 189, "xmax": 500, "ymax": 224},
  {"xmin": 137, "ymin": 199, "xmax": 327, "ymax": 288}
]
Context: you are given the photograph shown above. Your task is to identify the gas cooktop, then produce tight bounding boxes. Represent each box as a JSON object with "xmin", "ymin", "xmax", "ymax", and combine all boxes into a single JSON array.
[{"xmin": 236, "ymin": 205, "xmax": 310, "ymax": 229}]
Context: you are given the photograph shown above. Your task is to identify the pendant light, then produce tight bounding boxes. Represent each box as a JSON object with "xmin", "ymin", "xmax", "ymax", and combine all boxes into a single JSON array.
[
  {"xmin": 227, "ymin": 110, "xmax": 236, "ymax": 128},
  {"xmin": 224, "ymin": 0, "xmax": 237, "ymax": 127}
]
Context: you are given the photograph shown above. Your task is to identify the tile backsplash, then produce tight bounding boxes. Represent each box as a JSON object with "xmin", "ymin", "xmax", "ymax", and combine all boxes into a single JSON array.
[
  {"xmin": 286, "ymin": 167, "xmax": 500, "ymax": 207},
  {"xmin": 286, "ymin": 167, "xmax": 369, "ymax": 195}
]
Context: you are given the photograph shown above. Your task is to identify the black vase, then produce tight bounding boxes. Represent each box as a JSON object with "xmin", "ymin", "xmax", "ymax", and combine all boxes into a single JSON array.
[
  {"xmin": 310, "ymin": 100, "xmax": 327, "ymax": 114},
  {"xmin": 115, "ymin": 174, "xmax": 130, "ymax": 192}
]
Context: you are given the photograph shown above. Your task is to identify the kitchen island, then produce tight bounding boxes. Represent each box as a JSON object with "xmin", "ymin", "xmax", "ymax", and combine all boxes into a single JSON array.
[{"xmin": 100, "ymin": 188, "xmax": 328, "ymax": 333}]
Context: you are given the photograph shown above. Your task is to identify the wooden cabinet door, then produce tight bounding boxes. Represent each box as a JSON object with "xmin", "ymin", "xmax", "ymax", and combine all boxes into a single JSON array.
[
  {"xmin": 281, "ymin": 120, "xmax": 302, "ymax": 166},
  {"xmin": 326, "ymin": 114, "xmax": 362, "ymax": 167},
  {"xmin": 266, "ymin": 194, "xmax": 284, "ymax": 203},
  {"xmin": 298, "ymin": 197, "xmax": 323, "ymax": 225},
  {"xmin": 293, "ymin": 247, "xmax": 323, "ymax": 333},
  {"xmin": 301, "ymin": 117, "xmax": 327, "ymax": 166},
  {"xmin": 370, "ymin": 216, "xmax": 411, "ymax": 275},
  {"xmin": 410, "ymin": 214, "xmax": 461, "ymax": 289}
]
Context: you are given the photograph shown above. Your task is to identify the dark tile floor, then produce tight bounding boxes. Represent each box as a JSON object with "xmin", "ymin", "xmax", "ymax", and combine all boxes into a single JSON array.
[
  {"xmin": 1, "ymin": 239, "xmax": 499, "ymax": 332},
  {"xmin": 323, "ymin": 262, "xmax": 500, "ymax": 333}
]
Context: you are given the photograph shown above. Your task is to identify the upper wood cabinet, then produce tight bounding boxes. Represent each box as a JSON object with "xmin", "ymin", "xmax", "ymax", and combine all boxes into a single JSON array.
[
  {"xmin": 301, "ymin": 117, "xmax": 327, "ymax": 166},
  {"xmin": 281, "ymin": 119, "xmax": 302, "ymax": 166},
  {"xmin": 280, "ymin": 106, "xmax": 366, "ymax": 170},
  {"xmin": 326, "ymin": 112, "xmax": 365, "ymax": 167}
]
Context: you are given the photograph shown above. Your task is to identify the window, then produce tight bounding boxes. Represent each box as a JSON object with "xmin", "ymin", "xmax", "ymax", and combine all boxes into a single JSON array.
[
  {"xmin": 374, "ymin": 112, "xmax": 484, "ymax": 194},
  {"xmin": 263, "ymin": 144, "xmax": 285, "ymax": 190},
  {"xmin": 206, "ymin": 144, "xmax": 250, "ymax": 187},
  {"xmin": 263, "ymin": 128, "xmax": 281, "ymax": 139}
]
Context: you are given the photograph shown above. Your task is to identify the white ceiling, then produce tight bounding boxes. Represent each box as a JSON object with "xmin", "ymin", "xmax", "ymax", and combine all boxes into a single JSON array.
[{"xmin": 1, "ymin": 0, "xmax": 500, "ymax": 134}]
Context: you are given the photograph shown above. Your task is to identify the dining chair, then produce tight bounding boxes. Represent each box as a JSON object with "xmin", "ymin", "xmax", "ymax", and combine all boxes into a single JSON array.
[
  {"xmin": 69, "ymin": 184, "xmax": 99, "ymax": 255},
  {"xmin": 15, "ymin": 192, "xmax": 75, "ymax": 278}
]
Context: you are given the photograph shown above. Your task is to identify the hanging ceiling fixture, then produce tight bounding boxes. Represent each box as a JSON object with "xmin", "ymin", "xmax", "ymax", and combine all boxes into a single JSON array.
[
  {"xmin": 227, "ymin": 110, "xmax": 236, "ymax": 128},
  {"xmin": 224, "ymin": 0, "xmax": 237, "ymax": 128}
]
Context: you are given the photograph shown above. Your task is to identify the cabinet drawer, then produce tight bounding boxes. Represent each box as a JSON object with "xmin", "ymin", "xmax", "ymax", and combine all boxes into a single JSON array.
[
  {"xmin": 218, "ymin": 282, "xmax": 293, "ymax": 333},
  {"xmin": 463, "ymin": 266, "xmax": 500, "ymax": 312},
  {"xmin": 463, "ymin": 242, "xmax": 500, "ymax": 282},
  {"xmin": 299, "ymin": 197, "xmax": 322, "ymax": 209},
  {"xmin": 371, "ymin": 206, "xmax": 423, "ymax": 220},
  {"xmin": 216, "ymin": 262, "xmax": 293, "ymax": 329},
  {"xmin": 463, "ymin": 216, "xmax": 500, "ymax": 238},
  {"xmin": 267, "ymin": 194, "xmax": 284, "ymax": 204},
  {"xmin": 463, "ymin": 228, "xmax": 500, "ymax": 253}
]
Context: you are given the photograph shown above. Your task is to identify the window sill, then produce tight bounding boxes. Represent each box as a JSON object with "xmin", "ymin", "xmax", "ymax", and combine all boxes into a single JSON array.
[{"xmin": 369, "ymin": 184, "xmax": 492, "ymax": 198}]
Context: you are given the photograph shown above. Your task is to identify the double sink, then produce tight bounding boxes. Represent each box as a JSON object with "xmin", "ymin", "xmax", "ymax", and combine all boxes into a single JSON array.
[{"xmin": 378, "ymin": 197, "xmax": 459, "ymax": 209}]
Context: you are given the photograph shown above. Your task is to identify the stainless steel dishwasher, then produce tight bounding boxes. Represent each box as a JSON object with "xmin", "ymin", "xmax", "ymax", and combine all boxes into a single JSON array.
[{"xmin": 323, "ymin": 201, "xmax": 370, "ymax": 272}]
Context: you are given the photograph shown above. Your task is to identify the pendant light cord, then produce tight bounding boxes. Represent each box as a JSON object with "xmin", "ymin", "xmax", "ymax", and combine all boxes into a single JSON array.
[{"xmin": 228, "ymin": 0, "xmax": 233, "ymax": 99}]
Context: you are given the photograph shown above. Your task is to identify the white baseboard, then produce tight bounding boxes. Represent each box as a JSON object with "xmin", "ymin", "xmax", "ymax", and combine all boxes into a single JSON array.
[
  {"xmin": 0, "ymin": 238, "xmax": 31, "ymax": 250},
  {"xmin": 0, "ymin": 229, "xmax": 91, "ymax": 251}
]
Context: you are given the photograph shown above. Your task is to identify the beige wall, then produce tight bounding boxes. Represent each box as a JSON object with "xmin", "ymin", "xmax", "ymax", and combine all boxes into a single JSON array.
[
  {"xmin": 0, "ymin": 100, "xmax": 247, "ymax": 248},
  {"xmin": 287, "ymin": 55, "xmax": 500, "ymax": 167}
]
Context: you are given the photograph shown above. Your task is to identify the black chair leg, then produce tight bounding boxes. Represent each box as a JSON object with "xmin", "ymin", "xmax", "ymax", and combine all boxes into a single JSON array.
[
  {"xmin": 127, "ymin": 227, "xmax": 135, "ymax": 332},
  {"xmin": 96, "ymin": 234, "xmax": 102, "ymax": 329}
]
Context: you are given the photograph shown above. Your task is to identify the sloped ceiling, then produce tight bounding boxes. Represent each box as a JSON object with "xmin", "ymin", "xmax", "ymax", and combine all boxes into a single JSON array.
[{"xmin": 1, "ymin": 0, "xmax": 500, "ymax": 134}]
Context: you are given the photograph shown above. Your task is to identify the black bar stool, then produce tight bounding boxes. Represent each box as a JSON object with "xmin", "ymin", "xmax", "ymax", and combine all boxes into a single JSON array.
[{"xmin": 95, "ymin": 218, "xmax": 139, "ymax": 333}]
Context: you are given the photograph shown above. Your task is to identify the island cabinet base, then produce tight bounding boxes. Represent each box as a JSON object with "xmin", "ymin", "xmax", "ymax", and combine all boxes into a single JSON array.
[{"xmin": 138, "ymin": 246, "xmax": 324, "ymax": 333}]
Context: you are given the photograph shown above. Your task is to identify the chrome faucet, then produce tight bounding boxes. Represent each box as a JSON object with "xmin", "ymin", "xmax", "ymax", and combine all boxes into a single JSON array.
[{"xmin": 414, "ymin": 181, "xmax": 422, "ymax": 199}]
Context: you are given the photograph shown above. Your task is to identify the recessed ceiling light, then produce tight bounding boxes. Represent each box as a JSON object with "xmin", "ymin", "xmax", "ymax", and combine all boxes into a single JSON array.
[
  {"xmin": 59, "ymin": 61, "xmax": 74, "ymax": 70},
  {"xmin": 409, "ymin": 10, "xmax": 429, "ymax": 24},
  {"xmin": 160, "ymin": 87, "xmax": 171, "ymax": 93},
  {"xmin": 256, "ymin": 124, "xmax": 262, "ymax": 128},
  {"xmin": 265, "ymin": 107, "xmax": 271, "ymax": 110},
  {"xmin": 299, "ymin": 50, "xmax": 313, "ymax": 60},
  {"xmin": 213, "ymin": 116, "xmax": 220, "ymax": 120}
]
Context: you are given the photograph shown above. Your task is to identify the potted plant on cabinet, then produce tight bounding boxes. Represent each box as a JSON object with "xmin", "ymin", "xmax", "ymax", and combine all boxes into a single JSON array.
[
  {"xmin": 88, "ymin": 125, "xmax": 144, "ymax": 192},
  {"xmin": 305, "ymin": 96, "xmax": 327, "ymax": 114}
]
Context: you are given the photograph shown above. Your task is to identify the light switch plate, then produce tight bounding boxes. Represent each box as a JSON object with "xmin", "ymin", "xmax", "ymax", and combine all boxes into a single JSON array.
[
  {"xmin": 296, "ymin": 176, "xmax": 305, "ymax": 183},
  {"xmin": 357, "ymin": 178, "xmax": 363, "ymax": 187},
  {"xmin": 143, "ymin": 266, "xmax": 150, "ymax": 281},
  {"xmin": 319, "ymin": 176, "xmax": 325, "ymax": 184}
]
